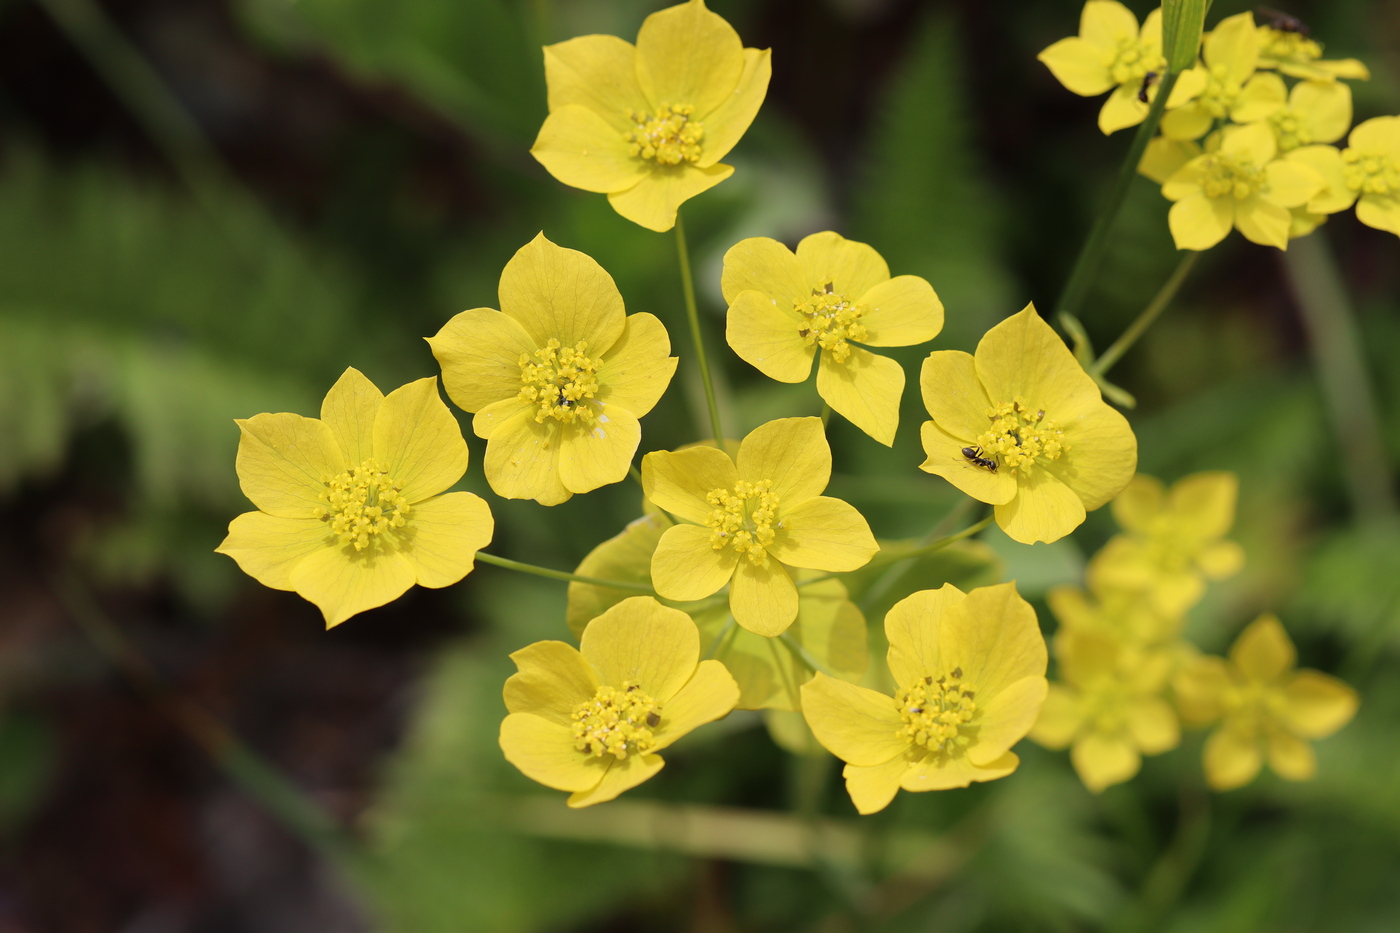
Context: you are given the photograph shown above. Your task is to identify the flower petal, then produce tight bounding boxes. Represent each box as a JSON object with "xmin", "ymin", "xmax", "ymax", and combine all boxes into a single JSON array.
[
  {"xmin": 1229, "ymin": 72, "xmax": 1287, "ymax": 123},
  {"xmin": 1203, "ymin": 12, "xmax": 1260, "ymax": 81},
  {"xmin": 235, "ymin": 412, "xmax": 343, "ymax": 518},
  {"xmin": 543, "ymin": 35, "xmax": 649, "ymax": 132},
  {"xmin": 1071, "ymin": 732, "xmax": 1140, "ymax": 792},
  {"xmin": 799, "ymin": 672, "xmax": 907, "ymax": 767},
  {"xmin": 1127, "ymin": 696, "xmax": 1180, "ymax": 755},
  {"xmin": 1264, "ymin": 160, "xmax": 1323, "ymax": 209},
  {"xmin": 580, "ymin": 596, "xmax": 699, "ymax": 703},
  {"xmin": 1198, "ymin": 540, "xmax": 1245, "ymax": 579},
  {"xmin": 973, "ymin": 305, "xmax": 1101, "ymax": 424},
  {"xmin": 918, "ymin": 421, "xmax": 1018, "ymax": 505},
  {"xmin": 737, "ymin": 416, "xmax": 830, "ymax": 503},
  {"xmin": 1203, "ymin": 727, "xmax": 1262, "ymax": 790},
  {"xmin": 1042, "ymin": 404, "xmax": 1137, "ymax": 511},
  {"xmin": 567, "ymin": 753, "xmax": 665, "ymax": 808},
  {"xmin": 320, "ymin": 368, "xmax": 383, "ymax": 466},
  {"xmin": 995, "ymin": 469, "xmax": 1087, "ymax": 544},
  {"xmin": 770, "ymin": 495, "xmax": 878, "ymax": 571},
  {"xmin": 919, "ymin": 350, "xmax": 992, "ymax": 442},
  {"xmin": 499, "ymin": 233, "xmax": 627, "ymax": 354},
  {"xmin": 730, "ymin": 558, "xmax": 798, "ymax": 636},
  {"xmin": 1287, "ymin": 145, "xmax": 1355, "ymax": 215},
  {"xmin": 428, "ymin": 308, "xmax": 537, "ymax": 414},
  {"xmin": 1080, "ymin": 0, "xmax": 1139, "ymax": 49},
  {"xmin": 1168, "ymin": 193, "xmax": 1234, "ymax": 251},
  {"xmin": 216, "ymin": 511, "xmax": 331, "ymax": 590},
  {"xmin": 1037, "ymin": 37, "xmax": 1114, "ymax": 97},
  {"xmin": 939, "ymin": 582, "xmax": 1047, "ymax": 703},
  {"xmin": 607, "ymin": 163, "xmax": 734, "ymax": 232},
  {"xmin": 1111, "ymin": 473, "xmax": 1163, "ymax": 531},
  {"xmin": 726, "ymin": 289, "xmax": 814, "ymax": 383},
  {"xmin": 635, "ymin": 0, "xmax": 745, "ymax": 119},
  {"xmin": 1099, "ymin": 84, "xmax": 1148, "ymax": 135},
  {"xmin": 1280, "ymin": 670, "xmax": 1358, "ymax": 738},
  {"xmin": 1140, "ymin": 137, "xmax": 1202, "ymax": 184},
  {"xmin": 816, "ymin": 346, "xmax": 903, "ymax": 447},
  {"xmin": 968, "ymin": 675, "xmax": 1047, "ymax": 766},
  {"xmin": 596, "ymin": 312, "xmax": 677, "ymax": 417},
  {"xmin": 558, "ymin": 406, "xmax": 640, "ymax": 495},
  {"xmin": 482, "ymin": 408, "xmax": 571, "ymax": 506},
  {"xmin": 651, "ymin": 659, "xmax": 739, "ymax": 750},
  {"xmin": 842, "ymin": 755, "xmax": 909, "ymax": 815},
  {"xmin": 373, "ymin": 377, "xmax": 469, "ymax": 502},
  {"xmin": 503, "ymin": 641, "xmax": 599, "ymax": 724},
  {"xmin": 1292, "ymin": 79, "xmax": 1351, "ymax": 144},
  {"xmin": 720, "ymin": 236, "xmax": 809, "ymax": 306},
  {"xmin": 1161, "ymin": 103, "xmax": 1214, "ymax": 142},
  {"xmin": 1230, "ymin": 614, "xmax": 1296, "ymax": 683},
  {"xmin": 472, "ymin": 396, "xmax": 533, "ymax": 441},
  {"xmin": 642, "ymin": 445, "xmax": 738, "ymax": 523},
  {"xmin": 531, "ymin": 105, "xmax": 652, "ymax": 195},
  {"xmin": 1028, "ymin": 683, "xmax": 1084, "ymax": 749},
  {"xmin": 884, "ymin": 584, "xmax": 964, "ymax": 688},
  {"xmin": 900, "ymin": 749, "xmax": 1019, "ymax": 790},
  {"xmin": 500, "ymin": 713, "xmax": 602, "ymax": 792},
  {"xmin": 402, "ymin": 492, "xmax": 493, "ymax": 588},
  {"xmin": 1221, "ymin": 121, "xmax": 1277, "ymax": 165},
  {"xmin": 1267, "ymin": 731, "xmax": 1317, "ymax": 781},
  {"xmin": 1348, "ymin": 116, "xmax": 1400, "ymax": 154},
  {"xmin": 651, "ymin": 523, "xmax": 737, "ymax": 600},
  {"xmin": 795, "ymin": 231, "xmax": 890, "ymax": 299},
  {"xmin": 1356, "ymin": 193, "xmax": 1400, "ymax": 236},
  {"xmin": 287, "ymin": 541, "xmax": 416, "ymax": 628},
  {"xmin": 696, "ymin": 47, "xmax": 771, "ymax": 167},
  {"xmin": 858, "ymin": 274, "xmax": 944, "ymax": 347}
]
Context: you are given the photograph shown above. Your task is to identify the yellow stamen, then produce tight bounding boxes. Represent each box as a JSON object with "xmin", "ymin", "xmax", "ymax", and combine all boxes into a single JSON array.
[
  {"xmin": 975, "ymin": 397, "xmax": 1069, "ymax": 473},
  {"xmin": 1196, "ymin": 62, "xmax": 1245, "ymax": 119},
  {"xmin": 1107, "ymin": 36, "xmax": 1163, "ymax": 87},
  {"xmin": 1259, "ymin": 27, "xmax": 1324, "ymax": 66},
  {"xmin": 1268, "ymin": 107, "xmax": 1313, "ymax": 151},
  {"xmin": 318, "ymin": 458, "xmax": 410, "ymax": 551},
  {"xmin": 1341, "ymin": 147, "xmax": 1400, "ymax": 196},
  {"xmin": 518, "ymin": 338, "xmax": 601, "ymax": 424},
  {"xmin": 795, "ymin": 283, "xmax": 868, "ymax": 364},
  {"xmin": 1198, "ymin": 151, "xmax": 1266, "ymax": 200},
  {"xmin": 572, "ymin": 681, "xmax": 662, "ymax": 760},
  {"xmin": 624, "ymin": 104, "xmax": 704, "ymax": 166},
  {"xmin": 896, "ymin": 667, "xmax": 979, "ymax": 755},
  {"xmin": 704, "ymin": 479, "xmax": 781, "ymax": 567}
]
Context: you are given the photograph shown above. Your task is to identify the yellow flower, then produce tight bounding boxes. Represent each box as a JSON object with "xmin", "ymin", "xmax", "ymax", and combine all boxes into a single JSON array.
[
  {"xmin": 1047, "ymin": 582, "xmax": 1183, "ymax": 652},
  {"xmin": 216, "ymin": 369, "xmax": 494, "ymax": 628},
  {"xmin": 1030, "ymin": 630, "xmax": 1180, "ymax": 792},
  {"xmin": 1255, "ymin": 22, "xmax": 1370, "ymax": 82},
  {"xmin": 1173, "ymin": 615, "xmax": 1357, "ymax": 790},
  {"xmin": 1161, "ymin": 12, "xmax": 1284, "ymax": 142},
  {"xmin": 499, "ymin": 596, "xmax": 739, "ymax": 807},
  {"xmin": 529, "ymin": 0, "xmax": 770, "ymax": 232},
  {"xmin": 1088, "ymin": 471, "xmax": 1245, "ymax": 617},
  {"xmin": 1331, "ymin": 116, "xmax": 1400, "ymax": 237},
  {"xmin": 428, "ymin": 233, "xmax": 677, "ymax": 506},
  {"xmin": 721, "ymin": 231, "xmax": 943, "ymax": 446},
  {"xmin": 1162, "ymin": 122, "xmax": 1323, "ymax": 250},
  {"xmin": 1139, "ymin": 136, "xmax": 1202, "ymax": 185},
  {"xmin": 918, "ymin": 304, "xmax": 1137, "ymax": 545},
  {"xmin": 801, "ymin": 583, "xmax": 1048, "ymax": 814},
  {"xmin": 1266, "ymin": 79, "xmax": 1352, "ymax": 152},
  {"xmin": 1037, "ymin": 2, "xmax": 1201, "ymax": 135},
  {"xmin": 643, "ymin": 417, "xmax": 878, "ymax": 636}
]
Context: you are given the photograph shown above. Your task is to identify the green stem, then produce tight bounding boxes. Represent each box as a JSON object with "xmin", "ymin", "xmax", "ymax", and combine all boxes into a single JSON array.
[
  {"xmin": 475, "ymin": 551, "xmax": 656, "ymax": 592},
  {"xmin": 675, "ymin": 213, "xmax": 725, "ymax": 443},
  {"xmin": 779, "ymin": 632, "xmax": 833, "ymax": 677},
  {"xmin": 704, "ymin": 616, "xmax": 738, "ymax": 661},
  {"xmin": 797, "ymin": 515, "xmax": 995, "ymax": 589},
  {"xmin": 1282, "ymin": 233, "xmax": 1397, "ymax": 520},
  {"xmin": 820, "ymin": 402, "xmax": 832, "ymax": 427},
  {"xmin": 1055, "ymin": 70, "xmax": 1181, "ymax": 323},
  {"xmin": 1092, "ymin": 250, "xmax": 1200, "ymax": 377}
]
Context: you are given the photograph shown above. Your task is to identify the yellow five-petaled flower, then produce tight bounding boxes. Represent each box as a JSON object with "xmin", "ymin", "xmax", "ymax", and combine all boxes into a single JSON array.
[
  {"xmin": 918, "ymin": 304, "xmax": 1137, "ymax": 544},
  {"xmin": 801, "ymin": 583, "xmax": 1048, "ymax": 814},
  {"xmin": 722, "ymin": 231, "xmax": 943, "ymax": 446},
  {"xmin": 643, "ymin": 417, "xmax": 878, "ymax": 637},
  {"xmin": 429, "ymin": 234, "xmax": 677, "ymax": 506},
  {"xmin": 531, "ymin": 0, "xmax": 770, "ymax": 232},
  {"xmin": 217, "ymin": 368, "xmax": 494, "ymax": 628},
  {"xmin": 499, "ymin": 596, "xmax": 740, "ymax": 808}
]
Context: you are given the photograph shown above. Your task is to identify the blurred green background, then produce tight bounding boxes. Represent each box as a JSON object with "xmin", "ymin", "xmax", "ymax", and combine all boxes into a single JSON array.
[{"xmin": 1, "ymin": 0, "xmax": 1398, "ymax": 930}]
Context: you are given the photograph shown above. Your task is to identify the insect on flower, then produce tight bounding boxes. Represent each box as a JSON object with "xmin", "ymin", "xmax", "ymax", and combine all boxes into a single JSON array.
[
  {"xmin": 1257, "ymin": 7, "xmax": 1308, "ymax": 36},
  {"xmin": 960, "ymin": 446, "xmax": 998, "ymax": 473},
  {"xmin": 1138, "ymin": 71, "xmax": 1159, "ymax": 104}
]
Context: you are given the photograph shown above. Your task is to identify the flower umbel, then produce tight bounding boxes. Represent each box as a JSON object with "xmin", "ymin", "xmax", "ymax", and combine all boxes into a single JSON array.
[
  {"xmin": 216, "ymin": 368, "xmax": 494, "ymax": 628},
  {"xmin": 499, "ymin": 596, "xmax": 739, "ymax": 807}
]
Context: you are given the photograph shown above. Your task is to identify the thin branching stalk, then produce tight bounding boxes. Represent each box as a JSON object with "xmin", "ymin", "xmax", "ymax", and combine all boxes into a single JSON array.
[
  {"xmin": 476, "ymin": 551, "xmax": 656, "ymax": 592},
  {"xmin": 1093, "ymin": 251, "xmax": 1200, "ymax": 376},
  {"xmin": 675, "ymin": 213, "xmax": 726, "ymax": 443}
]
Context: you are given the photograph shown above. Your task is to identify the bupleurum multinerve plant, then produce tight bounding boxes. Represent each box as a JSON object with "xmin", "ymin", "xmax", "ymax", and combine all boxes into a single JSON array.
[{"xmin": 216, "ymin": 0, "xmax": 1364, "ymax": 817}]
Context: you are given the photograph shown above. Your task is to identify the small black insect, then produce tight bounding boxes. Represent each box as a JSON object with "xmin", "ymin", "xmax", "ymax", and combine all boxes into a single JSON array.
[
  {"xmin": 1257, "ymin": 7, "xmax": 1308, "ymax": 35},
  {"xmin": 960, "ymin": 446, "xmax": 998, "ymax": 473},
  {"xmin": 1138, "ymin": 71, "xmax": 1159, "ymax": 104}
]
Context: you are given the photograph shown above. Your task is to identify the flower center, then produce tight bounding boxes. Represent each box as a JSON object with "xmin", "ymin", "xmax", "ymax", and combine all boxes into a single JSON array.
[
  {"xmin": 572, "ymin": 681, "xmax": 662, "ymax": 760},
  {"xmin": 318, "ymin": 458, "xmax": 410, "ymax": 551},
  {"xmin": 624, "ymin": 104, "xmax": 704, "ymax": 165},
  {"xmin": 1259, "ymin": 27, "xmax": 1323, "ymax": 65},
  {"xmin": 896, "ymin": 668, "xmax": 979, "ymax": 755},
  {"xmin": 795, "ymin": 283, "xmax": 868, "ymax": 364},
  {"xmin": 518, "ymin": 339, "xmax": 601, "ymax": 424},
  {"xmin": 1199, "ymin": 151, "xmax": 1266, "ymax": 199},
  {"xmin": 1107, "ymin": 37, "xmax": 1162, "ymax": 87},
  {"xmin": 975, "ymin": 397, "xmax": 1070, "ymax": 473},
  {"xmin": 1268, "ymin": 107, "xmax": 1313, "ymax": 151},
  {"xmin": 1341, "ymin": 147, "xmax": 1400, "ymax": 195},
  {"xmin": 705, "ymin": 479, "xmax": 781, "ymax": 567},
  {"xmin": 1197, "ymin": 62, "xmax": 1245, "ymax": 118}
]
